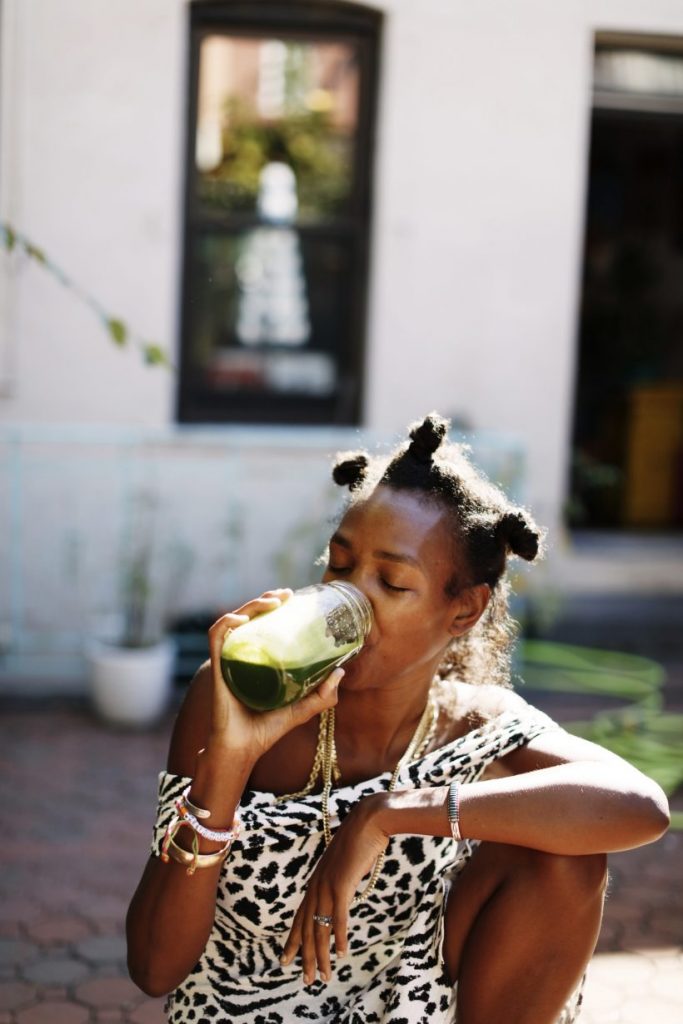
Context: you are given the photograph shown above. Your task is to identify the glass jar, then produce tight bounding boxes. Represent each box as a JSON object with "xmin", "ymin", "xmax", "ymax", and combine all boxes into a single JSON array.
[{"xmin": 220, "ymin": 582, "xmax": 372, "ymax": 711}]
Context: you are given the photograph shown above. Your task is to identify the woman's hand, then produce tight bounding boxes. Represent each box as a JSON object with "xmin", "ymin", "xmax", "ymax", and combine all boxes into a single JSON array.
[
  {"xmin": 280, "ymin": 795, "xmax": 390, "ymax": 984},
  {"xmin": 206, "ymin": 590, "xmax": 343, "ymax": 761}
]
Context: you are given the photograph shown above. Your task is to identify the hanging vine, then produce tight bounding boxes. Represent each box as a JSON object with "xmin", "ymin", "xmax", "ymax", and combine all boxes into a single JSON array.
[{"xmin": 1, "ymin": 222, "xmax": 175, "ymax": 369}]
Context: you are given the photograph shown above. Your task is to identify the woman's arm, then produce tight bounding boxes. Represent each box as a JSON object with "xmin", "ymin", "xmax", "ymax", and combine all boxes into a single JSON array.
[
  {"xmin": 281, "ymin": 719, "xmax": 669, "ymax": 981},
  {"xmin": 126, "ymin": 664, "xmax": 255, "ymax": 997},
  {"xmin": 372, "ymin": 727, "xmax": 670, "ymax": 854},
  {"xmin": 126, "ymin": 592, "xmax": 343, "ymax": 997}
]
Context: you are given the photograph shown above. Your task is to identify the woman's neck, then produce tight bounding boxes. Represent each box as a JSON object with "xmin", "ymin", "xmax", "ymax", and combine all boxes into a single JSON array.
[{"xmin": 334, "ymin": 674, "xmax": 436, "ymax": 767}]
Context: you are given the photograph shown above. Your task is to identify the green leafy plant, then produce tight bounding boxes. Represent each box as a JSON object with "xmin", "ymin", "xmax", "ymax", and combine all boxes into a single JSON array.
[
  {"xmin": 1, "ymin": 222, "xmax": 174, "ymax": 369},
  {"xmin": 199, "ymin": 98, "xmax": 351, "ymax": 219}
]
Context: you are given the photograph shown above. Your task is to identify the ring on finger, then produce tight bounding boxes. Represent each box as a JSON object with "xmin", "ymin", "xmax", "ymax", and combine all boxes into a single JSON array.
[{"xmin": 313, "ymin": 913, "xmax": 333, "ymax": 927}]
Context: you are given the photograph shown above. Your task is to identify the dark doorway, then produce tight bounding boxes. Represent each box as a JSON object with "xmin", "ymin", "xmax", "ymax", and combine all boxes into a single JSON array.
[{"xmin": 570, "ymin": 57, "xmax": 683, "ymax": 530}]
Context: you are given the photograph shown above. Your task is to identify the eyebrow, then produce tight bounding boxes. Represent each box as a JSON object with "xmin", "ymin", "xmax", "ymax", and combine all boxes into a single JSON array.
[{"xmin": 330, "ymin": 532, "xmax": 423, "ymax": 570}]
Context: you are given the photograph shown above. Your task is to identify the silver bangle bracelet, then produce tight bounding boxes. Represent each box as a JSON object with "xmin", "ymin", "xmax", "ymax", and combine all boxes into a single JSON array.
[{"xmin": 447, "ymin": 780, "xmax": 461, "ymax": 842}]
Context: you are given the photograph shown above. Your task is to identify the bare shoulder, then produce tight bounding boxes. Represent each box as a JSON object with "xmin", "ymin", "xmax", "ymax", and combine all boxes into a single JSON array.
[
  {"xmin": 447, "ymin": 681, "xmax": 639, "ymax": 777},
  {"xmin": 445, "ymin": 680, "xmax": 529, "ymax": 730},
  {"xmin": 166, "ymin": 660, "xmax": 214, "ymax": 777}
]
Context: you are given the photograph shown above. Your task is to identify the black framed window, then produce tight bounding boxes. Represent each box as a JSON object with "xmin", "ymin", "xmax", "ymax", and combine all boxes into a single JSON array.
[{"xmin": 177, "ymin": 1, "xmax": 382, "ymax": 425}]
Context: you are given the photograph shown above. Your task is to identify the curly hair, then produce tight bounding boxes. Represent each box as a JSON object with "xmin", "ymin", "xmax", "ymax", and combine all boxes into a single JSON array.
[{"xmin": 332, "ymin": 412, "xmax": 545, "ymax": 693}]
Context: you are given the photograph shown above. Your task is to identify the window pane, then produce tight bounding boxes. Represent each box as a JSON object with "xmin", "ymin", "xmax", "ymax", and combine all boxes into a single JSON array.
[
  {"xmin": 187, "ymin": 230, "xmax": 353, "ymax": 397},
  {"xmin": 195, "ymin": 34, "xmax": 360, "ymax": 219},
  {"xmin": 595, "ymin": 49, "xmax": 683, "ymax": 99}
]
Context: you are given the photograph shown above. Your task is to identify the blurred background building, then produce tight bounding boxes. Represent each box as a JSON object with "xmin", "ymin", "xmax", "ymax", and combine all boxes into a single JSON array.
[{"xmin": 1, "ymin": 0, "xmax": 682, "ymax": 693}]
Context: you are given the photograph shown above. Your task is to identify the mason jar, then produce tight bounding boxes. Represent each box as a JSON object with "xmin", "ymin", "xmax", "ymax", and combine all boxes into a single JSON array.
[{"xmin": 220, "ymin": 582, "xmax": 372, "ymax": 711}]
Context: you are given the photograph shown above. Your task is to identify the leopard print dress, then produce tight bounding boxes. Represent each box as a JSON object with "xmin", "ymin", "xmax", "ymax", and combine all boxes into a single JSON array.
[{"xmin": 150, "ymin": 707, "xmax": 585, "ymax": 1023}]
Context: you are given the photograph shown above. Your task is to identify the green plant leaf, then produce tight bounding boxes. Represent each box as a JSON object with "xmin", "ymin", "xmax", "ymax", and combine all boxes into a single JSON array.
[
  {"xmin": 107, "ymin": 318, "xmax": 128, "ymax": 347},
  {"xmin": 143, "ymin": 343, "xmax": 169, "ymax": 366},
  {"xmin": 2, "ymin": 225, "xmax": 16, "ymax": 252},
  {"xmin": 25, "ymin": 242, "xmax": 47, "ymax": 264}
]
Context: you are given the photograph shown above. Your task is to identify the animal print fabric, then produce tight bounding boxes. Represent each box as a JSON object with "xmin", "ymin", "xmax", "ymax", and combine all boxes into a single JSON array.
[{"xmin": 150, "ymin": 707, "xmax": 585, "ymax": 1023}]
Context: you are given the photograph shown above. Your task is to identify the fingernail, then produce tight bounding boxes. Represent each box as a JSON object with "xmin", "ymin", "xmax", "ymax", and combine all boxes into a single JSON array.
[{"xmin": 337, "ymin": 949, "xmax": 347, "ymax": 959}]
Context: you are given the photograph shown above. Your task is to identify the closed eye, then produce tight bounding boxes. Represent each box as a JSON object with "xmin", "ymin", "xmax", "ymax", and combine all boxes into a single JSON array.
[
  {"xmin": 327, "ymin": 564, "xmax": 411, "ymax": 593},
  {"xmin": 381, "ymin": 579, "xmax": 410, "ymax": 593}
]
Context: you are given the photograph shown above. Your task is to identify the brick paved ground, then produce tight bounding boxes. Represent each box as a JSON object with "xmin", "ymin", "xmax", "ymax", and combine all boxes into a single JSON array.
[{"xmin": 1, "ymin": 684, "xmax": 681, "ymax": 1024}]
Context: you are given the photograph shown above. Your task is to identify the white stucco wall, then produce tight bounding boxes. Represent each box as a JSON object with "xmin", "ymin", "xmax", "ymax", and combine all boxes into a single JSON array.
[{"xmin": 2, "ymin": 0, "xmax": 683, "ymax": 537}]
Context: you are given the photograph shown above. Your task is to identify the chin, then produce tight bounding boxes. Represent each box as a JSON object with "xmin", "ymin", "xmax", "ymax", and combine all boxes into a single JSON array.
[{"xmin": 338, "ymin": 650, "xmax": 379, "ymax": 691}]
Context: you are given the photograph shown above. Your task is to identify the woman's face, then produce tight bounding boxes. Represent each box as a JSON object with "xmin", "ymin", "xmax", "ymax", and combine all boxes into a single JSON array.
[{"xmin": 321, "ymin": 485, "xmax": 469, "ymax": 693}]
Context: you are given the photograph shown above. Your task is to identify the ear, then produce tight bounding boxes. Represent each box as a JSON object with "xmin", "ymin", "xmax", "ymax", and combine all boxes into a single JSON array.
[{"xmin": 447, "ymin": 583, "xmax": 491, "ymax": 637}]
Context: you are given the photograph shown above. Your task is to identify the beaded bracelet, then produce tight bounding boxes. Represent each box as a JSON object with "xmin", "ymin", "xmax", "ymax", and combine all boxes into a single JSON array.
[{"xmin": 175, "ymin": 798, "xmax": 238, "ymax": 843}]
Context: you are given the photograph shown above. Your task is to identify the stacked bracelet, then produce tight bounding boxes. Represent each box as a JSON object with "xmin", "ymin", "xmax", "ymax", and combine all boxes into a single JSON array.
[
  {"xmin": 447, "ymin": 780, "xmax": 462, "ymax": 842},
  {"xmin": 176, "ymin": 800, "xmax": 236, "ymax": 843},
  {"xmin": 164, "ymin": 831, "xmax": 232, "ymax": 874},
  {"xmin": 160, "ymin": 785, "xmax": 240, "ymax": 876},
  {"xmin": 181, "ymin": 785, "xmax": 212, "ymax": 820}
]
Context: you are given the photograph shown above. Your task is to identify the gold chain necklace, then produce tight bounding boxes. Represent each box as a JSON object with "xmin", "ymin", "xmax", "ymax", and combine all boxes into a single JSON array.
[{"xmin": 277, "ymin": 695, "xmax": 438, "ymax": 905}]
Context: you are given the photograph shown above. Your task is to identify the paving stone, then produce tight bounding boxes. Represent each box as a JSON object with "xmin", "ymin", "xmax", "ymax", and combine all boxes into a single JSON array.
[
  {"xmin": 0, "ymin": 981, "xmax": 35, "ymax": 1011},
  {"xmin": 22, "ymin": 957, "xmax": 91, "ymax": 986},
  {"xmin": 0, "ymin": 902, "xmax": 42, "ymax": 927},
  {"xmin": 0, "ymin": 941, "xmax": 39, "ymax": 968},
  {"xmin": 91, "ymin": 917, "xmax": 125, "ymax": 938},
  {"xmin": 75, "ymin": 935, "xmax": 127, "ymax": 965},
  {"xmin": 26, "ymin": 917, "xmax": 93, "ymax": 946},
  {"xmin": 129, "ymin": 1000, "xmax": 167, "ymax": 1024},
  {"xmin": 75, "ymin": 975, "xmax": 143, "ymax": 1009},
  {"xmin": 41, "ymin": 986, "xmax": 68, "ymax": 1000},
  {"xmin": 16, "ymin": 1002, "xmax": 90, "ymax": 1024},
  {"xmin": 0, "ymin": 967, "xmax": 16, "ymax": 982},
  {"xmin": 94, "ymin": 1011, "xmax": 127, "ymax": 1023}
]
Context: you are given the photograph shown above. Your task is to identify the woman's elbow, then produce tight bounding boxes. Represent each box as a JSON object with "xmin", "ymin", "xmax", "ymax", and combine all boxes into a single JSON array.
[
  {"xmin": 128, "ymin": 958, "xmax": 176, "ymax": 999},
  {"xmin": 634, "ymin": 781, "xmax": 670, "ymax": 843}
]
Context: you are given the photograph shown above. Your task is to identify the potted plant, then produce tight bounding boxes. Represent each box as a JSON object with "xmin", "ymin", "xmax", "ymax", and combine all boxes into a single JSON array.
[{"xmin": 87, "ymin": 490, "xmax": 191, "ymax": 728}]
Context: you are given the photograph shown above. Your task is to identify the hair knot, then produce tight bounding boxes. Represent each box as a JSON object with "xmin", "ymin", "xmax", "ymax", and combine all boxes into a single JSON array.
[
  {"xmin": 407, "ymin": 412, "xmax": 449, "ymax": 464},
  {"xmin": 499, "ymin": 510, "xmax": 539, "ymax": 562},
  {"xmin": 332, "ymin": 451, "xmax": 369, "ymax": 491}
]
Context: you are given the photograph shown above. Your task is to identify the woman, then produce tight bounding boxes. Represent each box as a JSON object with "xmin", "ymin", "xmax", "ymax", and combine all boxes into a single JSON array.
[{"xmin": 127, "ymin": 413, "xmax": 669, "ymax": 1024}]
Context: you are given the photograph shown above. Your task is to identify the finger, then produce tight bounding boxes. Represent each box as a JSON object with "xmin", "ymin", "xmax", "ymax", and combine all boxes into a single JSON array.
[
  {"xmin": 208, "ymin": 613, "xmax": 250, "ymax": 671},
  {"xmin": 280, "ymin": 908, "xmax": 303, "ymax": 966},
  {"xmin": 333, "ymin": 903, "xmax": 349, "ymax": 960},
  {"xmin": 313, "ymin": 901, "xmax": 333, "ymax": 982},
  {"xmin": 233, "ymin": 589, "xmax": 292, "ymax": 618},
  {"xmin": 300, "ymin": 901, "xmax": 318, "ymax": 985},
  {"xmin": 286, "ymin": 668, "xmax": 344, "ymax": 728}
]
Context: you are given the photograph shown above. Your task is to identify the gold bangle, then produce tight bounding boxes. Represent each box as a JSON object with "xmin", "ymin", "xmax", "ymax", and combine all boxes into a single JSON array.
[{"xmin": 165, "ymin": 835, "xmax": 230, "ymax": 875}]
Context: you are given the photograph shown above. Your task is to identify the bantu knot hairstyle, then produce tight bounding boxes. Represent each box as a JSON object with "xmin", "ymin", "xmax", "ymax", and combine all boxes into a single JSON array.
[
  {"xmin": 329, "ymin": 411, "xmax": 547, "ymax": 691},
  {"xmin": 332, "ymin": 450, "xmax": 369, "ymax": 491},
  {"xmin": 406, "ymin": 412, "xmax": 449, "ymax": 464},
  {"xmin": 498, "ymin": 510, "xmax": 539, "ymax": 562}
]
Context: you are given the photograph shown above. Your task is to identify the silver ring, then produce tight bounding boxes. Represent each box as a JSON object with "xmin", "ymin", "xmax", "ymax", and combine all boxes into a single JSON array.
[{"xmin": 312, "ymin": 913, "xmax": 333, "ymax": 927}]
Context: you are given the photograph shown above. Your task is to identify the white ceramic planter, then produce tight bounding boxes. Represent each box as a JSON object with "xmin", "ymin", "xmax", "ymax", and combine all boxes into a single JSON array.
[{"xmin": 87, "ymin": 637, "xmax": 176, "ymax": 728}]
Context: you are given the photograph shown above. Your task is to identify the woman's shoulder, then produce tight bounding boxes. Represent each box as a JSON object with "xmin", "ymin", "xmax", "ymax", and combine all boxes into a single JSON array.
[{"xmin": 437, "ymin": 680, "xmax": 533, "ymax": 744}]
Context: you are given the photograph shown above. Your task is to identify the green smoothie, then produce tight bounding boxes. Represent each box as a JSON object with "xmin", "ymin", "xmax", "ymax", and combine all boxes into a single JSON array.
[{"xmin": 220, "ymin": 584, "xmax": 370, "ymax": 711}]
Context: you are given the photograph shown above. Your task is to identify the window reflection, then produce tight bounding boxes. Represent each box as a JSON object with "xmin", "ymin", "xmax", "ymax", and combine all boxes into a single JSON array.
[
  {"xmin": 235, "ymin": 162, "xmax": 311, "ymax": 347},
  {"xmin": 195, "ymin": 35, "xmax": 360, "ymax": 219}
]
